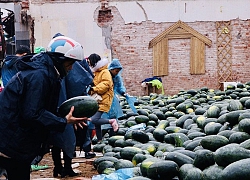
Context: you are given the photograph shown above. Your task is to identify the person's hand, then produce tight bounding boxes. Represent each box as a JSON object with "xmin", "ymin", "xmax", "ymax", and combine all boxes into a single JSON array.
[
  {"xmin": 87, "ymin": 85, "xmax": 94, "ymax": 95},
  {"xmin": 74, "ymin": 122, "xmax": 88, "ymax": 130},
  {"xmin": 88, "ymin": 88, "xmax": 93, "ymax": 95},
  {"xmin": 65, "ymin": 106, "xmax": 90, "ymax": 126}
]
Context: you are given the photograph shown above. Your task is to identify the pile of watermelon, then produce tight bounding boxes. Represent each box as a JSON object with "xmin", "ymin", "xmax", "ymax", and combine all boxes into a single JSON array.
[{"xmin": 92, "ymin": 82, "xmax": 250, "ymax": 180}]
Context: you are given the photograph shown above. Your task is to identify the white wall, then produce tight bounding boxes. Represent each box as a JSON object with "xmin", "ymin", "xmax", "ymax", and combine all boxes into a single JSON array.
[
  {"xmin": 29, "ymin": 0, "xmax": 250, "ymax": 57},
  {"xmin": 0, "ymin": 3, "xmax": 15, "ymax": 13},
  {"xmin": 29, "ymin": 2, "xmax": 105, "ymax": 58},
  {"xmin": 111, "ymin": 0, "xmax": 250, "ymax": 23}
]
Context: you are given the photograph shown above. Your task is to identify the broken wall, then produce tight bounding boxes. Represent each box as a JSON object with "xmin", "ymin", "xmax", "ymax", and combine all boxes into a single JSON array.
[{"xmin": 27, "ymin": 0, "xmax": 250, "ymax": 95}]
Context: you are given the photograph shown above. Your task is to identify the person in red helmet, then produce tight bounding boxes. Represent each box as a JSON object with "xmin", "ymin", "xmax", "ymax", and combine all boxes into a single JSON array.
[
  {"xmin": 0, "ymin": 36, "xmax": 89, "ymax": 180},
  {"xmin": 49, "ymin": 33, "xmax": 95, "ymax": 178}
]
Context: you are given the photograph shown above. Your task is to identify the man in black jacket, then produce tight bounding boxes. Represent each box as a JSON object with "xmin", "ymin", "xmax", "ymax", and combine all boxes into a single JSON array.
[
  {"xmin": 0, "ymin": 36, "xmax": 89, "ymax": 180},
  {"xmin": 1, "ymin": 45, "xmax": 31, "ymax": 87}
]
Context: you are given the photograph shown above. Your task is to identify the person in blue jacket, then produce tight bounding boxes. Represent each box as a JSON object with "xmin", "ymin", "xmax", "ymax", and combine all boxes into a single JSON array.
[
  {"xmin": 1, "ymin": 45, "xmax": 31, "ymax": 87},
  {"xmin": 49, "ymin": 33, "xmax": 96, "ymax": 178},
  {"xmin": 102, "ymin": 59, "xmax": 126, "ymax": 136},
  {"xmin": 50, "ymin": 57, "xmax": 95, "ymax": 178},
  {"xmin": 74, "ymin": 58, "xmax": 97, "ymax": 159},
  {"xmin": 0, "ymin": 36, "xmax": 89, "ymax": 180},
  {"xmin": 109, "ymin": 59, "xmax": 126, "ymax": 97}
]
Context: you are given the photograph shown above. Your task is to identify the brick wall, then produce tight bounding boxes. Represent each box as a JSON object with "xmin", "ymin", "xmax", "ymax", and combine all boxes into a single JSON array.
[
  {"xmin": 230, "ymin": 20, "xmax": 250, "ymax": 84},
  {"xmin": 95, "ymin": 6, "xmax": 250, "ymax": 96}
]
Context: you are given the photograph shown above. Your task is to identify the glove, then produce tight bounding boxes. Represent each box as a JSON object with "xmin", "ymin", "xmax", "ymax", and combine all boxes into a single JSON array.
[
  {"xmin": 121, "ymin": 92, "xmax": 127, "ymax": 97},
  {"xmin": 91, "ymin": 93, "xmax": 103, "ymax": 101}
]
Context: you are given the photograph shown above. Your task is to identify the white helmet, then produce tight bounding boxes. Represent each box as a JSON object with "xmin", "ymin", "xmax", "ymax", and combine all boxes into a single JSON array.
[{"xmin": 47, "ymin": 36, "xmax": 84, "ymax": 61}]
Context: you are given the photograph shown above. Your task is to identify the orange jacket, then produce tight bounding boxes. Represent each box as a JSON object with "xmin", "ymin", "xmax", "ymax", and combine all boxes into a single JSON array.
[{"xmin": 91, "ymin": 62, "xmax": 114, "ymax": 112}]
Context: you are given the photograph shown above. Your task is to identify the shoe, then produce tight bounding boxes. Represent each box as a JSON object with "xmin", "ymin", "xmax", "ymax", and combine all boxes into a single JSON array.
[
  {"xmin": 53, "ymin": 166, "xmax": 63, "ymax": 177},
  {"xmin": 61, "ymin": 168, "xmax": 79, "ymax": 178},
  {"xmin": 110, "ymin": 119, "xmax": 119, "ymax": 132},
  {"xmin": 85, "ymin": 152, "xmax": 96, "ymax": 159}
]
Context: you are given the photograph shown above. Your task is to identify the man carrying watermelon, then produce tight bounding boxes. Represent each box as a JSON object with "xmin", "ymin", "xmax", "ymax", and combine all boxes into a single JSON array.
[
  {"xmin": 87, "ymin": 53, "xmax": 119, "ymax": 142},
  {"xmin": 49, "ymin": 33, "xmax": 95, "ymax": 178},
  {"xmin": 0, "ymin": 36, "xmax": 90, "ymax": 180}
]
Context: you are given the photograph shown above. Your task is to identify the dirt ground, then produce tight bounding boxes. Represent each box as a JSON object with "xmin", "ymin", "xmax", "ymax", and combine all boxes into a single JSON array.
[
  {"xmin": 0, "ymin": 149, "xmax": 100, "ymax": 180},
  {"xmin": 28, "ymin": 151, "xmax": 99, "ymax": 180},
  {"xmin": 30, "ymin": 151, "xmax": 100, "ymax": 180}
]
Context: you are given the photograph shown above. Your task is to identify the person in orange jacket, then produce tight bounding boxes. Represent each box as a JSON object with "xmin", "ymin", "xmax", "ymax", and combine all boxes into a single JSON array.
[{"xmin": 87, "ymin": 53, "xmax": 118, "ymax": 141}]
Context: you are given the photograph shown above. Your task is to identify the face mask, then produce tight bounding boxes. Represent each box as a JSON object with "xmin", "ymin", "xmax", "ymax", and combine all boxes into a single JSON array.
[{"xmin": 47, "ymin": 52, "xmax": 68, "ymax": 78}]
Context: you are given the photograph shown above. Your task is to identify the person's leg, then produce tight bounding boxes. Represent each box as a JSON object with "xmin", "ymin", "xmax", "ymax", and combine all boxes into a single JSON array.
[
  {"xmin": 91, "ymin": 111, "xmax": 107, "ymax": 125},
  {"xmin": 62, "ymin": 152, "xmax": 79, "ymax": 177},
  {"xmin": 91, "ymin": 111, "xmax": 118, "ymax": 140},
  {"xmin": 94, "ymin": 124, "xmax": 102, "ymax": 141},
  {"xmin": 88, "ymin": 128, "xmax": 93, "ymax": 139},
  {"xmin": 51, "ymin": 146, "xmax": 63, "ymax": 177},
  {"xmin": 0, "ymin": 156, "xmax": 30, "ymax": 180},
  {"xmin": 75, "ymin": 125, "xmax": 88, "ymax": 152},
  {"xmin": 31, "ymin": 143, "xmax": 50, "ymax": 165},
  {"xmin": 108, "ymin": 127, "xmax": 116, "ymax": 137},
  {"xmin": 91, "ymin": 111, "xmax": 104, "ymax": 141},
  {"xmin": 82, "ymin": 129, "xmax": 96, "ymax": 159},
  {"xmin": 82, "ymin": 128, "xmax": 91, "ymax": 152}
]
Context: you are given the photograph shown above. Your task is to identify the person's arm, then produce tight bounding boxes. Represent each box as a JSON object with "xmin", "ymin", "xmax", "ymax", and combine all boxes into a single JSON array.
[
  {"xmin": 79, "ymin": 59, "xmax": 94, "ymax": 77},
  {"xmin": 114, "ymin": 74, "xmax": 126, "ymax": 96},
  {"xmin": 19, "ymin": 71, "xmax": 87, "ymax": 132}
]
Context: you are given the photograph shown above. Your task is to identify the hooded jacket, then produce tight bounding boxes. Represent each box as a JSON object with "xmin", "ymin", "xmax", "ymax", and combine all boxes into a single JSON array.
[
  {"xmin": 51, "ymin": 59, "xmax": 94, "ymax": 158},
  {"xmin": 108, "ymin": 59, "xmax": 126, "ymax": 96},
  {"xmin": 91, "ymin": 58, "xmax": 114, "ymax": 112},
  {"xmin": 1, "ymin": 55, "xmax": 21, "ymax": 87},
  {"xmin": 101, "ymin": 59, "xmax": 125, "ymax": 125},
  {"xmin": 0, "ymin": 52, "xmax": 67, "ymax": 163}
]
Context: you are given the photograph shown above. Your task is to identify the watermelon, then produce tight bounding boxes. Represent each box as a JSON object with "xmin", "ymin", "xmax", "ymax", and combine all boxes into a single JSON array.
[
  {"xmin": 120, "ymin": 147, "xmax": 143, "ymax": 161},
  {"xmin": 97, "ymin": 161, "xmax": 114, "ymax": 174},
  {"xmin": 200, "ymin": 135, "xmax": 229, "ymax": 151},
  {"xmin": 58, "ymin": 96, "xmax": 98, "ymax": 118},
  {"xmin": 203, "ymin": 164, "xmax": 223, "ymax": 180},
  {"xmin": 214, "ymin": 143, "xmax": 250, "ymax": 167},
  {"xmin": 114, "ymin": 159, "xmax": 134, "ymax": 170},
  {"xmin": 193, "ymin": 149, "xmax": 215, "ymax": 170},
  {"xmin": 165, "ymin": 151, "xmax": 194, "ymax": 167},
  {"xmin": 147, "ymin": 160, "xmax": 179, "ymax": 180},
  {"xmin": 220, "ymin": 158, "xmax": 250, "ymax": 180}
]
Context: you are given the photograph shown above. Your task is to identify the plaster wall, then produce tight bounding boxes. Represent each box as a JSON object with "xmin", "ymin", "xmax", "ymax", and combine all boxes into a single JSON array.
[
  {"xmin": 28, "ymin": 3, "xmax": 108, "ymax": 58},
  {"xmin": 28, "ymin": 0, "xmax": 250, "ymax": 57},
  {"xmin": 112, "ymin": 0, "xmax": 250, "ymax": 23},
  {"xmin": 0, "ymin": 3, "xmax": 15, "ymax": 12},
  {"xmin": 26, "ymin": 0, "xmax": 250, "ymax": 95}
]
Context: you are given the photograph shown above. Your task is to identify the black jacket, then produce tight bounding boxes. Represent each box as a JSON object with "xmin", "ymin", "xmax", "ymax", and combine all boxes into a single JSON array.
[{"xmin": 0, "ymin": 52, "xmax": 67, "ymax": 163}]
